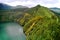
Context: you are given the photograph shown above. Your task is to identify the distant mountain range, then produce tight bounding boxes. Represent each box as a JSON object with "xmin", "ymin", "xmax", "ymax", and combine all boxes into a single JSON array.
[
  {"xmin": 0, "ymin": 3, "xmax": 28, "ymax": 10},
  {"xmin": 0, "ymin": 3, "xmax": 60, "ymax": 15},
  {"xmin": 14, "ymin": 5, "xmax": 28, "ymax": 9},
  {"xmin": 50, "ymin": 7, "xmax": 60, "ymax": 15},
  {"xmin": 0, "ymin": 3, "xmax": 12, "ymax": 10},
  {"xmin": 50, "ymin": 7, "xmax": 60, "ymax": 10},
  {"xmin": 0, "ymin": 3, "xmax": 29, "ymax": 22}
]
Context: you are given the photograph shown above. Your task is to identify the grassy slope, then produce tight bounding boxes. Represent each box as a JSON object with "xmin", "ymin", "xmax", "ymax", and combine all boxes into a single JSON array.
[
  {"xmin": 0, "ymin": 8, "xmax": 28, "ymax": 22},
  {"xmin": 0, "ymin": 5, "xmax": 60, "ymax": 40},
  {"xmin": 19, "ymin": 5, "xmax": 60, "ymax": 40}
]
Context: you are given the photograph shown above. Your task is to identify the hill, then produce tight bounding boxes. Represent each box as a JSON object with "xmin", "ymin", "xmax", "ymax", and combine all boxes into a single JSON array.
[
  {"xmin": 0, "ymin": 3, "xmax": 12, "ymax": 10},
  {"xmin": 0, "ymin": 3, "xmax": 28, "ymax": 22},
  {"xmin": 0, "ymin": 3, "xmax": 28, "ymax": 10},
  {"xmin": 17, "ymin": 5, "xmax": 60, "ymax": 40},
  {"xmin": 0, "ymin": 4, "xmax": 60, "ymax": 40}
]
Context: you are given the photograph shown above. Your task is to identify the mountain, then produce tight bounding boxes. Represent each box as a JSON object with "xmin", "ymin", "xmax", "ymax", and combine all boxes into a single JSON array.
[
  {"xmin": 12, "ymin": 5, "xmax": 28, "ymax": 12},
  {"xmin": 0, "ymin": 3, "xmax": 12, "ymax": 10},
  {"xmin": 0, "ymin": 3, "xmax": 29, "ymax": 22},
  {"xmin": 0, "ymin": 3, "xmax": 28, "ymax": 10},
  {"xmin": 25, "ymin": 5, "xmax": 55, "ymax": 17},
  {"xmin": 50, "ymin": 7, "xmax": 60, "ymax": 15},
  {"xmin": 13, "ymin": 5, "xmax": 28, "ymax": 9},
  {"xmin": 0, "ymin": 4, "xmax": 60, "ymax": 40},
  {"xmin": 50, "ymin": 7, "xmax": 60, "ymax": 11},
  {"xmin": 17, "ymin": 5, "xmax": 60, "ymax": 40}
]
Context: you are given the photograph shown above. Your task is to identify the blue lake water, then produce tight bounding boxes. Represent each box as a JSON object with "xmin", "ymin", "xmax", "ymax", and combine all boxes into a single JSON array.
[{"xmin": 0, "ymin": 22, "xmax": 26, "ymax": 40}]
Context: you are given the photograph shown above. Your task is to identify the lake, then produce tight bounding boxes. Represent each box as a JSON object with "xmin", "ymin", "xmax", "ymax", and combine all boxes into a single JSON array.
[{"xmin": 0, "ymin": 22, "xmax": 26, "ymax": 40}]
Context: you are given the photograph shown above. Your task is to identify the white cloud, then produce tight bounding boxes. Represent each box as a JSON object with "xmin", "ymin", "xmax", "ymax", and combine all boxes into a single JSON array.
[
  {"xmin": 0, "ymin": 0, "xmax": 60, "ymax": 8},
  {"xmin": 37, "ymin": 0, "xmax": 60, "ymax": 8},
  {"xmin": 4, "ymin": 1, "xmax": 37, "ymax": 7}
]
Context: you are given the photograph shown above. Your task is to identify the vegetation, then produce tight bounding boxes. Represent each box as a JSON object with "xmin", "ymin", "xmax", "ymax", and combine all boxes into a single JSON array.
[
  {"xmin": 0, "ymin": 4, "xmax": 60, "ymax": 40},
  {"xmin": 22, "ymin": 5, "xmax": 60, "ymax": 40},
  {"xmin": 0, "ymin": 8, "xmax": 28, "ymax": 22}
]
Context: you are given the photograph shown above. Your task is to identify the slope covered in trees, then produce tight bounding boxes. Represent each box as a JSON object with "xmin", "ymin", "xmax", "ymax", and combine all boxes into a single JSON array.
[
  {"xmin": 0, "ymin": 3, "xmax": 28, "ymax": 22},
  {"xmin": 0, "ymin": 4, "xmax": 60, "ymax": 40},
  {"xmin": 18, "ymin": 5, "xmax": 60, "ymax": 40}
]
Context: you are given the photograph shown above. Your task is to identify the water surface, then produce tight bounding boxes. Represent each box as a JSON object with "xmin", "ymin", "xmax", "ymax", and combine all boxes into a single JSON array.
[{"xmin": 0, "ymin": 22, "xmax": 26, "ymax": 40}]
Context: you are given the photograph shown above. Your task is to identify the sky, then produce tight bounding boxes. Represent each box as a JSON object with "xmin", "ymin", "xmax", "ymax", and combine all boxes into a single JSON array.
[{"xmin": 0, "ymin": 0, "xmax": 60, "ymax": 8}]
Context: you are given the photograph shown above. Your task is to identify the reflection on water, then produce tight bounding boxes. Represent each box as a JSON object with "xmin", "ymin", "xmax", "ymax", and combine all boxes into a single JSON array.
[{"xmin": 0, "ymin": 22, "xmax": 26, "ymax": 40}]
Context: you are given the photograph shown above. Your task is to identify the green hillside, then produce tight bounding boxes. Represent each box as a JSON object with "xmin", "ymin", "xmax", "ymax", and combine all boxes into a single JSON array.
[
  {"xmin": 0, "ymin": 8, "xmax": 28, "ymax": 22},
  {"xmin": 26, "ymin": 5, "xmax": 55, "ymax": 17},
  {"xmin": 18, "ymin": 5, "xmax": 60, "ymax": 40},
  {"xmin": 0, "ymin": 4, "xmax": 60, "ymax": 40}
]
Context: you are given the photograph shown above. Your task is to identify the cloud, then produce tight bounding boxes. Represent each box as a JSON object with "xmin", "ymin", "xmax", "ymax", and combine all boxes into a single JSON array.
[
  {"xmin": 0, "ymin": 0, "xmax": 60, "ymax": 8},
  {"xmin": 4, "ymin": 0, "xmax": 38, "ymax": 7}
]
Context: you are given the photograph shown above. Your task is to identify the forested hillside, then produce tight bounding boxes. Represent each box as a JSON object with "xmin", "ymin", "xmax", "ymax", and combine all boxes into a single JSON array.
[
  {"xmin": 0, "ymin": 3, "xmax": 28, "ymax": 22},
  {"xmin": 0, "ymin": 4, "xmax": 60, "ymax": 40},
  {"xmin": 17, "ymin": 5, "xmax": 60, "ymax": 40}
]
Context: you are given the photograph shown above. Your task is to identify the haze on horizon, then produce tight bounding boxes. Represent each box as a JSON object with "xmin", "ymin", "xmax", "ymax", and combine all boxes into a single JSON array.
[{"xmin": 0, "ymin": 0, "xmax": 60, "ymax": 8}]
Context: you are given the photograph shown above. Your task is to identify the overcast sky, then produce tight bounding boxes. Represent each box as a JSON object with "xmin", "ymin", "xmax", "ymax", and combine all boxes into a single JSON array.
[{"xmin": 0, "ymin": 0, "xmax": 60, "ymax": 8}]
